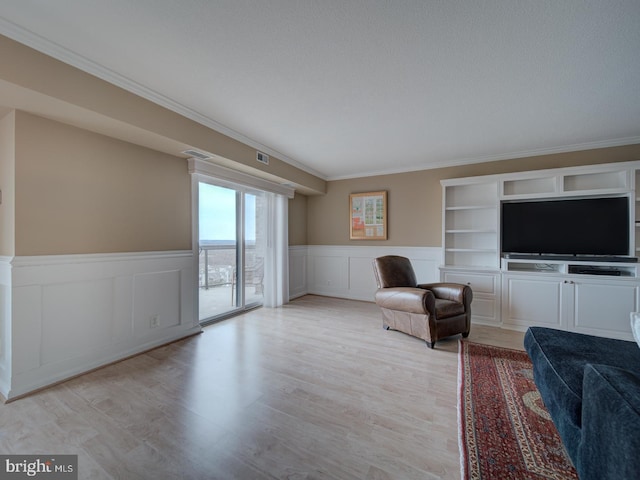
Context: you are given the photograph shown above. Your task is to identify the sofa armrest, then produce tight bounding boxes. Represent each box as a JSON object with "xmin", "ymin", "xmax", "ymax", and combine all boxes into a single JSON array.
[
  {"xmin": 577, "ymin": 363, "xmax": 640, "ymax": 480},
  {"xmin": 418, "ymin": 283, "xmax": 472, "ymax": 307},
  {"xmin": 374, "ymin": 287, "xmax": 435, "ymax": 314}
]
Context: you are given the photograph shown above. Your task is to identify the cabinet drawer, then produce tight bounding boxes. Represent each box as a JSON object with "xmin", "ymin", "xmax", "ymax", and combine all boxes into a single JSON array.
[{"xmin": 442, "ymin": 272, "xmax": 497, "ymax": 295}]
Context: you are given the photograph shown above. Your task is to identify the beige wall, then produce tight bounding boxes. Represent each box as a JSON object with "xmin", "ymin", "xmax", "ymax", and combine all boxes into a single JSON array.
[
  {"xmin": 307, "ymin": 144, "xmax": 640, "ymax": 246},
  {"xmin": 307, "ymin": 171, "xmax": 434, "ymax": 246},
  {"xmin": 0, "ymin": 110, "xmax": 15, "ymax": 255},
  {"xmin": 8, "ymin": 111, "xmax": 640, "ymax": 254},
  {"xmin": 14, "ymin": 112, "xmax": 191, "ymax": 255},
  {"xmin": 288, "ymin": 194, "xmax": 308, "ymax": 246}
]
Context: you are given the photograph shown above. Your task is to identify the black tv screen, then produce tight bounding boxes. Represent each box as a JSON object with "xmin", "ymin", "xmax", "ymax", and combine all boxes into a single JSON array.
[{"xmin": 501, "ymin": 196, "xmax": 630, "ymax": 257}]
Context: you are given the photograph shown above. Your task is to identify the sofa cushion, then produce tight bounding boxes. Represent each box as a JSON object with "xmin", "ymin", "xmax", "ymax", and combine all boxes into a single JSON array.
[
  {"xmin": 577, "ymin": 364, "xmax": 640, "ymax": 480},
  {"xmin": 631, "ymin": 312, "xmax": 640, "ymax": 349},
  {"xmin": 524, "ymin": 327, "xmax": 640, "ymax": 462}
]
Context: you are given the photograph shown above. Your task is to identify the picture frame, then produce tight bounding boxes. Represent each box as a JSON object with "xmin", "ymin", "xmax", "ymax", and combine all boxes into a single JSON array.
[{"xmin": 349, "ymin": 191, "xmax": 387, "ymax": 240}]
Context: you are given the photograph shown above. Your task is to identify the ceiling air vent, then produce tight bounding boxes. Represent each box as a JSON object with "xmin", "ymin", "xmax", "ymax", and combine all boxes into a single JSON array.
[
  {"xmin": 256, "ymin": 151, "xmax": 270, "ymax": 165},
  {"xmin": 182, "ymin": 149, "xmax": 213, "ymax": 160}
]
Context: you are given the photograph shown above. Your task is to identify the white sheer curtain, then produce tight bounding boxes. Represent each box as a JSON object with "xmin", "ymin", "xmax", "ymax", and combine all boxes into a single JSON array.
[{"xmin": 263, "ymin": 193, "xmax": 289, "ymax": 307}]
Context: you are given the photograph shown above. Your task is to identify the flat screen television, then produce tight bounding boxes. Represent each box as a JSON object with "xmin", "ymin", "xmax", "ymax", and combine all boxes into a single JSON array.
[{"xmin": 501, "ymin": 196, "xmax": 630, "ymax": 259}]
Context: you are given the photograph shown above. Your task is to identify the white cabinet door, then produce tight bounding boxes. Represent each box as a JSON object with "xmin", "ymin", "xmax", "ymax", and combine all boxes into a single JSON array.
[
  {"xmin": 571, "ymin": 278, "xmax": 638, "ymax": 340},
  {"xmin": 502, "ymin": 275, "xmax": 565, "ymax": 329}
]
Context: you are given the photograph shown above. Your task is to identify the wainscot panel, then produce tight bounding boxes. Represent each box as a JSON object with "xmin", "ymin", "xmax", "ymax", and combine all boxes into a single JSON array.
[
  {"xmin": 288, "ymin": 246, "xmax": 308, "ymax": 300},
  {"xmin": 301, "ymin": 246, "xmax": 443, "ymax": 302},
  {"xmin": 5, "ymin": 251, "xmax": 199, "ymax": 400}
]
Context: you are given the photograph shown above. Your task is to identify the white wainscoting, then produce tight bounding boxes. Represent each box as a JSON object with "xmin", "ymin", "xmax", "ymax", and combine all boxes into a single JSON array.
[
  {"xmin": 289, "ymin": 246, "xmax": 443, "ymax": 302},
  {"xmin": 5, "ymin": 250, "xmax": 199, "ymax": 400}
]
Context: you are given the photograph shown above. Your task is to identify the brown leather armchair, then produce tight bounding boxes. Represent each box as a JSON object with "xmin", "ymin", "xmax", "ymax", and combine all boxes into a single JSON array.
[{"xmin": 372, "ymin": 255, "xmax": 472, "ymax": 348}]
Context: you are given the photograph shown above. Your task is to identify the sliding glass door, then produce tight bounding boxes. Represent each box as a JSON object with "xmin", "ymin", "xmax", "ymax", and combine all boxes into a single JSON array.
[{"xmin": 198, "ymin": 181, "xmax": 266, "ymax": 322}]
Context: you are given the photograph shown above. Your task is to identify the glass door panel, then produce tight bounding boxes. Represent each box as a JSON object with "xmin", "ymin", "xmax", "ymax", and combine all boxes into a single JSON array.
[
  {"xmin": 198, "ymin": 183, "xmax": 239, "ymax": 321},
  {"xmin": 198, "ymin": 182, "xmax": 265, "ymax": 323},
  {"xmin": 244, "ymin": 192, "xmax": 266, "ymax": 307}
]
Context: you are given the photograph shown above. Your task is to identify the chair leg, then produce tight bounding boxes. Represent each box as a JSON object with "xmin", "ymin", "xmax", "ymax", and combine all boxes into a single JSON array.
[{"xmin": 426, "ymin": 340, "xmax": 435, "ymax": 349}]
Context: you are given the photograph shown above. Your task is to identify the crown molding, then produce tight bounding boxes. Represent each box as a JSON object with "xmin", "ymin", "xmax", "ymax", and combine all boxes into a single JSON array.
[
  {"xmin": 327, "ymin": 136, "xmax": 640, "ymax": 181},
  {"xmin": 0, "ymin": 17, "xmax": 327, "ymax": 181}
]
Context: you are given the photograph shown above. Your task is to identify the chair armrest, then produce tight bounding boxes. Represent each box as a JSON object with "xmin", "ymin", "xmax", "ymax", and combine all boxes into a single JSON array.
[
  {"xmin": 418, "ymin": 283, "xmax": 472, "ymax": 306},
  {"xmin": 374, "ymin": 287, "xmax": 435, "ymax": 315},
  {"xmin": 577, "ymin": 364, "xmax": 640, "ymax": 480}
]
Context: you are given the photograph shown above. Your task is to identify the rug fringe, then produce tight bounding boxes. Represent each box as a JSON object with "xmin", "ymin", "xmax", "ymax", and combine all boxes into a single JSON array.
[{"xmin": 457, "ymin": 339, "xmax": 467, "ymax": 480}]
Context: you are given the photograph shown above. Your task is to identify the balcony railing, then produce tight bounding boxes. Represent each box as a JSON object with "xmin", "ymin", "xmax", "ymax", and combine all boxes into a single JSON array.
[{"xmin": 198, "ymin": 243, "xmax": 260, "ymax": 290}]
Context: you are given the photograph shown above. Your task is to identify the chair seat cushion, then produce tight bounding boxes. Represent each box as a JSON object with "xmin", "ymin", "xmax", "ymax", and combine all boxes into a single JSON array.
[{"xmin": 434, "ymin": 298, "xmax": 464, "ymax": 318}]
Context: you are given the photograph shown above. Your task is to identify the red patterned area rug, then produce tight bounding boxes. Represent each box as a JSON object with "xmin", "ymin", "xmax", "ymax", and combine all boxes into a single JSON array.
[{"xmin": 458, "ymin": 341, "xmax": 578, "ymax": 480}]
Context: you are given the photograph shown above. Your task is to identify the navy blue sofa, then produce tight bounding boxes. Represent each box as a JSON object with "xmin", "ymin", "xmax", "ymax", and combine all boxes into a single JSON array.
[{"xmin": 524, "ymin": 326, "xmax": 640, "ymax": 480}]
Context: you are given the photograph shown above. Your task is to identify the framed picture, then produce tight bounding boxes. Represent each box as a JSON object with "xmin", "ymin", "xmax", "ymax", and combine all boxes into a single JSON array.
[{"xmin": 349, "ymin": 191, "xmax": 387, "ymax": 240}]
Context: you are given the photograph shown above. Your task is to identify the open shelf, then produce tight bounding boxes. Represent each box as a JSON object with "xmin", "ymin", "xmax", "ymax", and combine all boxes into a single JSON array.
[
  {"xmin": 445, "ymin": 204, "xmax": 495, "ymax": 211},
  {"xmin": 567, "ymin": 264, "xmax": 636, "ymax": 277},
  {"xmin": 563, "ymin": 171, "xmax": 628, "ymax": 192},
  {"xmin": 503, "ymin": 177, "xmax": 556, "ymax": 196},
  {"xmin": 502, "ymin": 260, "xmax": 564, "ymax": 274},
  {"xmin": 445, "ymin": 229, "xmax": 497, "ymax": 234},
  {"xmin": 443, "ymin": 183, "xmax": 498, "ymax": 268},
  {"xmin": 502, "ymin": 258, "xmax": 638, "ymax": 278},
  {"xmin": 445, "ymin": 183, "xmax": 497, "ymax": 208},
  {"xmin": 445, "ymin": 250, "xmax": 498, "ymax": 269}
]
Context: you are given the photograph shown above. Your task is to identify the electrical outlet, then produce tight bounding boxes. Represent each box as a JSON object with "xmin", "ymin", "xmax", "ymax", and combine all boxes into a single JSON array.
[{"xmin": 150, "ymin": 315, "xmax": 160, "ymax": 328}]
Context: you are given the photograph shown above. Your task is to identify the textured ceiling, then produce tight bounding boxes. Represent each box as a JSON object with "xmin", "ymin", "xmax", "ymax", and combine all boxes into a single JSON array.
[{"xmin": 1, "ymin": 0, "xmax": 639, "ymax": 180}]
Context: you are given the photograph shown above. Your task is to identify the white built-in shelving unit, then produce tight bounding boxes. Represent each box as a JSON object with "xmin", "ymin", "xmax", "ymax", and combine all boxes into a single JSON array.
[{"xmin": 440, "ymin": 160, "xmax": 640, "ymax": 340}]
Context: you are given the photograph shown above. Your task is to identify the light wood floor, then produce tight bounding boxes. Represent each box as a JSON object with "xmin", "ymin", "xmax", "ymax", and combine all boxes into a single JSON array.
[{"xmin": 0, "ymin": 295, "xmax": 524, "ymax": 480}]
